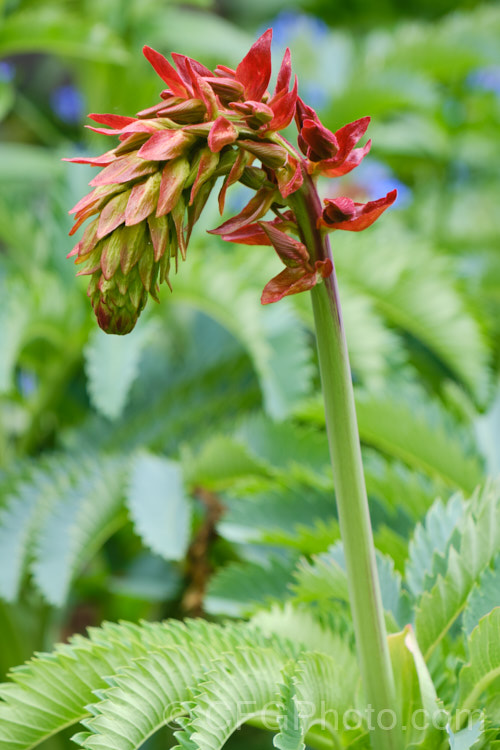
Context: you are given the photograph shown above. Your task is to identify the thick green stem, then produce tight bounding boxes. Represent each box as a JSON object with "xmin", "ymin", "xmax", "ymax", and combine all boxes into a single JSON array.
[{"xmin": 289, "ymin": 176, "xmax": 397, "ymax": 750}]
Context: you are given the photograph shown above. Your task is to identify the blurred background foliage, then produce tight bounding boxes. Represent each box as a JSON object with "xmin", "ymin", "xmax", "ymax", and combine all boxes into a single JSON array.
[{"xmin": 0, "ymin": 0, "xmax": 499, "ymax": 708}]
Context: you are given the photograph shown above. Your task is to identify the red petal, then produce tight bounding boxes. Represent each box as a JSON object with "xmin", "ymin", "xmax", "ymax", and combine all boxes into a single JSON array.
[
  {"xmin": 63, "ymin": 150, "xmax": 116, "ymax": 167},
  {"xmin": 334, "ymin": 116, "xmax": 370, "ymax": 159},
  {"xmin": 209, "ymin": 186, "xmax": 277, "ymax": 235},
  {"xmin": 67, "ymin": 241, "xmax": 81, "ymax": 258},
  {"xmin": 137, "ymin": 130, "xmax": 192, "ymax": 161},
  {"xmin": 142, "ymin": 46, "xmax": 190, "ymax": 98},
  {"xmin": 171, "ymin": 53, "xmax": 212, "ymax": 85},
  {"xmin": 88, "ymin": 113, "xmax": 137, "ymax": 128},
  {"xmin": 235, "ymin": 29, "xmax": 272, "ymax": 101},
  {"xmin": 97, "ymin": 190, "xmax": 130, "ymax": 238},
  {"xmin": 302, "ymin": 119, "xmax": 339, "ymax": 160},
  {"xmin": 156, "ymin": 158, "xmax": 190, "ymax": 216},
  {"xmin": 89, "ymin": 155, "xmax": 157, "ymax": 186},
  {"xmin": 261, "ymin": 266, "xmax": 316, "ymax": 304},
  {"xmin": 259, "ymin": 221, "xmax": 309, "ymax": 267},
  {"xmin": 268, "ymin": 76, "xmax": 298, "ymax": 132},
  {"xmin": 186, "ymin": 60, "xmax": 219, "ymax": 120},
  {"xmin": 261, "ymin": 258, "xmax": 332, "ymax": 304},
  {"xmin": 219, "ymin": 223, "xmax": 272, "ymax": 246},
  {"xmin": 320, "ymin": 140, "xmax": 372, "ymax": 178},
  {"xmin": 275, "ymin": 48, "xmax": 291, "ymax": 94},
  {"xmin": 276, "ymin": 155, "xmax": 303, "ymax": 199},
  {"xmin": 208, "ymin": 116, "xmax": 238, "ymax": 153},
  {"xmin": 125, "ymin": 173, "xmax": 161, "ymax": 226},
  {"xmin": 321, "ymin": 189, "xmax": 397, "ymax": 231}
]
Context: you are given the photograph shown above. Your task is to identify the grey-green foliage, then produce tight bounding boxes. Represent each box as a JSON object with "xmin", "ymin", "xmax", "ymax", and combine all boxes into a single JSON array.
[
  {"xmin": 332, "ymin": 220, "xmax": 491, "ymax": 405},
  {"xmin": 84, "ymin": 321, "xmax": 158, "ymax": 420},
  {"xmin": 296, "ymin": 387, "xmax": 483, "ymax": 494},
  {"xmin": 0, "ymin": 450, "xmax": 190, "ymax": 606},
  {"xmin": 455, "ymin": 608, "xmax": 500, "ymax": 729},
  {"xmin": 0, "ymin": 453, "xmax": 126, "ymax": 605}
]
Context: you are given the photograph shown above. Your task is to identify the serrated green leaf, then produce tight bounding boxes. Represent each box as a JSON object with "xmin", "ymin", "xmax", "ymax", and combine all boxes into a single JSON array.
[
  {"xmin": 205, "ymin": 556, "xmax": 296, "ymax": 616},
  {"xmin": 292, "ymin": 544, "xmax": 410, "ymax": 628},
  {"xmin": 296, "ymin": 389, "xmax": 483, "ymax": 493},
  {"xmin": 455, "ymin": 608, "xmax": 500, "ymax": 728},
  {"xmin": 0, "ymin": 619, "xmax": 280, "ymax": 750},
  {"xmin": 236, "ymin": 414, "xmax": 331, "ymax": 483},
  {"xmin": 333, "ymin": 220, "xmax": 491, "ymax": 404},
  {"xmin": 126, "ymin": 452, "xmax": 191, "ymax": 562},
  {"xmin": 172, "ymin": 247, "xmax": 313, "ymax": 420},
  {"xmin": 415, "ymin": 483, "xmax": 500, "ymax": 660},
  {"xmin": 31, "ymin": 455, "xmax": 127, "ymax": 606},
  {"xmin": 182, "ymin": 434, "xmax": 269, "ymax": 488},
  {"xmin": 0, "ymin": 453, "xmax": 128, "ymax": 605},
  {"xmin": 463, "ymin": 557, "xmax": 500, "ymax": 636},
  {"xmin": 219, "ymin": 482, "xmax": 336, "ymax": 547},
  {"xmin": 84, "ymin": 320, "xmax": 156, "ymax": 420},
  {"xmin": 406, "ymin": 494, "xmax": 466, "ymax": 598},
  {"xmin": 0, "ymin": 461, "xmax": 59, "ymax": 601}
]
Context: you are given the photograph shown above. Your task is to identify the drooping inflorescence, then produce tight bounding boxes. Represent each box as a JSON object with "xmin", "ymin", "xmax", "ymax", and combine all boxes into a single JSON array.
[{"xmin": 67, "ymin": 29, "xmax": 395, "ymax": 334}]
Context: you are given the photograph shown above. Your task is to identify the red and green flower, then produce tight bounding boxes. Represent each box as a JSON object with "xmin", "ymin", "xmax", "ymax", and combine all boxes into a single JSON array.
[{"xmin": 67, "ymin": 29, "xmax": 396, "ymax": 333}]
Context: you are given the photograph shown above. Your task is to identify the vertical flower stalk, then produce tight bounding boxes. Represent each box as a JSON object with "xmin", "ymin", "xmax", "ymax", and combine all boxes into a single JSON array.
[
  {"xmin": 289, "ymin": 173, "xmax": 398, "ymax": 750},
  {"xmin": 67, "ymin": 29, "xmax": 399, "ymax": 749}
]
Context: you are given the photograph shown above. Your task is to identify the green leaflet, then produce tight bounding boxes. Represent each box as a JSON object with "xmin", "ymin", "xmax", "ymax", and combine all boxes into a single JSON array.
[
  {"xmin": 84, "ymin": 320, "xmax": 157, "ymax": 420},
  {"xmin": 0, "ymin": 453, "xmax": 127, "ymax": 604},
  {"xmin": 332, "ymin": 220, "xmax": 490, "ymax": 405},
  {"xmin": 0, "ymin": 619, "xmax": 272, "ymax": 750},
  {"xmin": 406, "ymin": 494, "xmax": 467, "ymax": 598},
  {"xmin": 292, "ymin": 543, "xmax": 410, "ymax": 630},
  {"xmin": 295, "ymin": 388, "xmax": 483, "ymax": 494},
  {"xmin": 126, "ymin": 452, "xmax": 191, "ymax": 561},
  {"xmin": 172, "ymin": 247, "xmax": 314, "ymax": 420},
  {"xmin": 184, "ymin": 647, "xmax": 285, "ymax": 750},
  {"xmin": 204, "ymin": 556, "xmax": 297, "ymax": 617},
  {"xmin": 251, "ymin": 604, "xmax": 355, "ymax": 665},
  {"xmin": 415, "ymin": 482, "xmax": 500, "ymax": 660},
  {"xmin": 463, "ymin": 556, "xmax": 500, "ymax": 636},
  {"xmin": 274, "ymin": 653, "xmax": 367, "ymax": 750},
  {"xmin": 455, "ymin": 608, "xmax": 500, "ymax": 728}
]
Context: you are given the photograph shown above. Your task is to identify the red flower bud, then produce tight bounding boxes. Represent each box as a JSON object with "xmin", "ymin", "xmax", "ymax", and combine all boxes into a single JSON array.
[{"xmin": 320, "ymin": 190, "xmax": 397, "ymax": 231}]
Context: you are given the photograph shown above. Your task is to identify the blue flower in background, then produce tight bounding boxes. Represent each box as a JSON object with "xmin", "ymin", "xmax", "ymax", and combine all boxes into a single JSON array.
[
  {"xmin": 355, "ymin": 159, "xmax": 412, "ymax": 208},
  {"xmin": 467, "ymin": 67, "xmax": 500, "ymax": 96},
  {"xmin": 0, "ymin": 61, "xmax": 15, "ymax": 82},
  {"xmin": 270, "ymin": 9, "xmax": 328, "ymax": 47},
  {"xmin": 17, "ymin": 370, "xmax": 38, "ymax": 398},
  {"xmin": 265, "ymin": 10, "xmax": 333, "ymax": 109},
  {"xmin": 50, "ymin": 84, "xmax": 84, "ymax": 124}
]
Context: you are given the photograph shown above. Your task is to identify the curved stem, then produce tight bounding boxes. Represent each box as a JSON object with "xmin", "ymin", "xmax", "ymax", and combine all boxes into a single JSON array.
[{"xmin": 288, "ymin": 173, "xmax": 397, "ymax": 750}]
